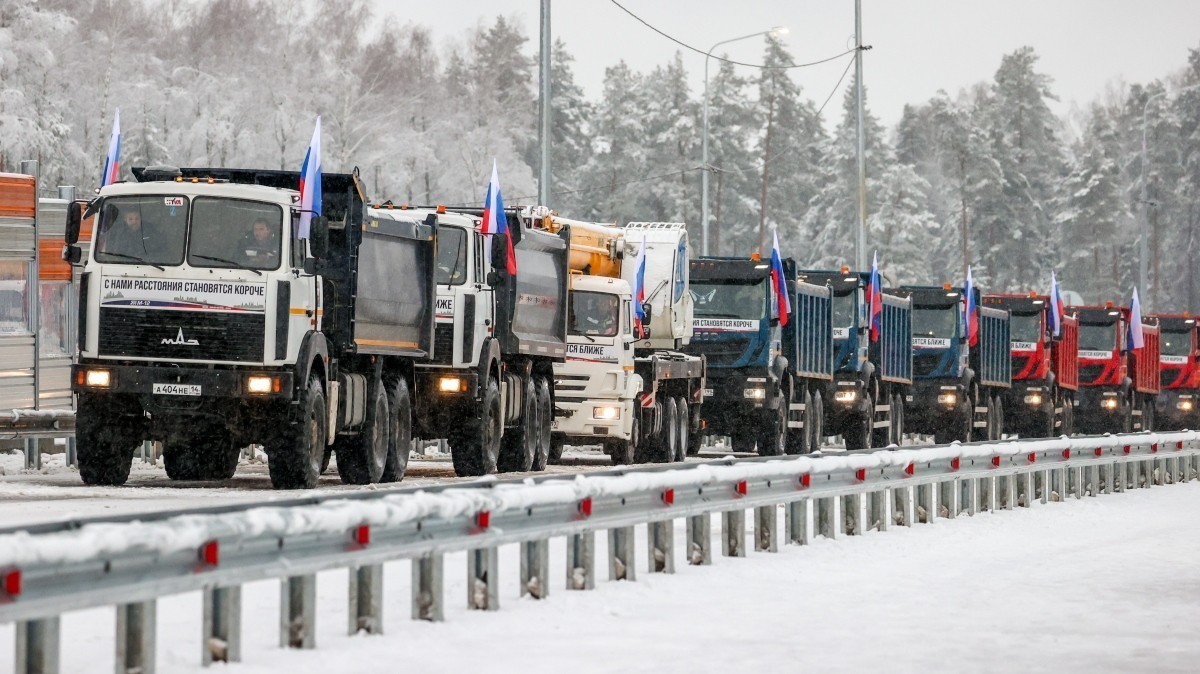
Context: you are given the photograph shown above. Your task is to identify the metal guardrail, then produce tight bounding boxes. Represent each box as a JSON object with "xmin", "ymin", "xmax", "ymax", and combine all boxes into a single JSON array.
[
  {"xmin": 0, "ymin": 409, "xmax": 75, "ymax": 471},
  {"xmin": 1, "ymin": 431, "xmax": 1197, "ymax": 673}
]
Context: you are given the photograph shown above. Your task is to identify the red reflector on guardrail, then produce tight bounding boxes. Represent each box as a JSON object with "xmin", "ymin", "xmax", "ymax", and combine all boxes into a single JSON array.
[
  {"xmin": 354, "ymin": 525, "xmax": 371, "ymax": 546},
  {"xmin": 1027, "ymin": 453, "xmax": 1037, "ymax": 463},
  {"xmin": 904, "ymin": 463, "xmax": 915, "ymax": 476},
  {"xmin": 3, "ymin": 570, "xmax": 19, "ymax": 597},
  {"xmin": 578, "ymin": 498, "xmax": 593, "ymax": 518},
  {"xmin": 1177, "ymin": 441, "xmax": 1184, "ymax": 450},
  {"xmin": 475, "ymin": 511, "xmax": 491, "ymax": 530},
  {"xmin": 950, "ymin": 457, "xmax": 960, "ymax": 471},
  {"xmin": 662, "ymin": 488, "xmax": 675, "ymax": 505},
  {"xmin": 991, "ymin": 456, "xmax": 1001, "ymax": 467},
  {"xmin": 855, "ymin": 469, "xmax": 866, "ymax": 482},
  {"xmin": 199, "ymin": 540, "xmax": 219, "ymax": 567},
  {"xmin": 1123, "ymin": 445, "xmax": 1131, "ymax": 454},
  {"xmin": 1062, "ymin": 449, "xmax": 1071, "ymax": 459},
  {"xmin": 1094, "ymin": 448, "xmax": 1102, "ymax": 457},
  {"xmin": 799, "ymin": 474, "xmax": 811, "ymax": 488},
  {"xmin": 735, "ymin": 480, "xmax": 748, "ymax": 496},
  {"xmin": 1152, "ymin": 443, "xmax": 1159, "ymax": 453}
]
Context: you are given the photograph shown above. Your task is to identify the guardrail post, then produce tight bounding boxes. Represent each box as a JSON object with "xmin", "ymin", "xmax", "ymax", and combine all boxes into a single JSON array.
[
  {"xmin": 1178, "ymin": 456, "xmax": 1189, "ymax": 483},
  {"xmin": 962, "ymin": 477, "xmax": 979, "ymax": 515},
  {"xmin": 1086, "ymin": 465, "xmax": 1100, "ymax": 496},
  {"xmin": 686, "ymin": 514, "xmax": 712, "ymax": 564},
  {"xmin": 468, "ymin": 547, "xmax": 500, "ymax": 608},
  {"xmin": 15, "ymin": 617, "xmax": 60, "ymax": 674},
  {"xmin": 412, "ymin": 554, "xmax": 444, "ymax": 620},
  {"xmin": 892, "ymin": 486, "xmax": 913, "ymax": 526},
  {"xmin": 785, "ymin": 499, "xmax": 810, "ymax": 544},
  {"xmin": 1098, "ymin": 463, "xmax": 1111, "ymax": 494},
  {"xmin": 348, "ymin": 564, "xmax": 383, "ymax": 634},
  {"xmin": 722, "ymin": 509, "xmax": 746, "ymax": 556},
  {"xmin": 754, "ymin": 505, "xmax": 779, "ymax": 552},
  {"xmin": 841, "ymin": 494, "xmax": 863, "ymax": 535},
  {"xmin": 521, "ymin": 539, "xmax": 551, "ymax": 597},
  {"xmin": 23, "ymin": 437, "xmax": 39, "ymax": 470},
  {"xmin": 1034, "ymin": 469, "xmax": 1048, "ymax": 504},
  {"xmin": 868, "ymin": 490, "xmax": 887, "ymax": 532},
  {"xmin": 280, "ymin": 575, "xmax": 317, "ymax": 649},
  {"xmin": 608, "ymin": 527, "xmax": 636, "ymax": 581},
  {"xmin": 116, "ymin": 600, "xmax": 156, "ymax": 674},
  {"xmin": 1070, "ymin": 466, "xmax": 1084, "ymax": 499},
  {"xmin": 65, "ymin": 436, "xmax": 77, "ymax": 468},
  {"xmin": 997, "ymin": 474, "xmax": 1014, "ymax": 510},
  {"xmin": 648, "ymin": 520, "xmax": 675, "ymax": 572},
  {"xmin": 980, "ymin": 476, "xmax": 996, "ymax": 512},
  {"xmin": 1015, "ymin": 472, "xmax": 1031, "ymax": 507},
  {"xmin": 916, "ymin": 484, "xmax": 934, "ymax": 523},
  {"xmin": 566, "ymin": 532, "xmax": 596, "ymax": 589},
  {"xmin": 201, "ymin": 585, "xmax": 241, "ymax": 666},
  {"xmin": 940, "ymin": 479, "xmax": 959, "ymax": 518},
  {"xmin": 816, "ymin": 497, "xmax": 837, "ymax": 538}
]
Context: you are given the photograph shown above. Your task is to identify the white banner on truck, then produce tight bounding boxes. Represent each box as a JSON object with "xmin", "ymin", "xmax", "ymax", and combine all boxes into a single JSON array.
[
  {"xmin": 100, "ymin": 276, "xmax": 266, "ymax": 313},
  {"xmin": 566, "ymin": 341, "xmax": 620, "ymax": 363},
  {"xmin": 832, "ymin": 327, "xmax": 850, "ymax": 339},
  {"xmin": 1079, "ymin": 349, "xmax": 1113, "ymax": 360},
  {"xmin": 1161, "ymin": 355, "xmax": 1188, "ymax": 365},
  {"xmin": 912, "ymin": 337, "xmax": 951, "ymax": 348},
  {"xmin": 692, "ymin": 318, "xmax": 758, "ymax": 332},
  {"xmin": 1011, "ymin": 341, "xmax": 1038, "ymax": 352},
  {"xmin": 435, "ymin": 297, "xmax": 455, "ymax": 319}
]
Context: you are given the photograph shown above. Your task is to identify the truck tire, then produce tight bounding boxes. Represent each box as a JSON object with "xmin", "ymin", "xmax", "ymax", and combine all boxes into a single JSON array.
[
  {"xmin": 531, "ymin": 377, "xmax": 552, "ymax": 471},
  {"xmin": 785, "ymin": 389, "xmax": 809, "ymax": 455},
  {"xmin": 844, "ymin": 392, "xmax": 874, "ymax": 450},
  {"xmin": 891, "ymin": 394, "xmax": 905, "ymax": 447},
  {"xmin": 450, "ymin": 377, "xmax": 502, "ymax": 477},
  {"xmin": 498, "ymin": 378, "xmax": 537, "ymax": 472},
  {"xmin": 992, "ymin": 396, "xmax": 1005, "ymax": 441},
  {"xmin": 381, "ymin": 377, "xmax": 413, "ymax": 483},
  {"xmin": 268, "ymin": 375, "xmax": 328, "ymax": 490},
  {"xmin": 606, "ymin": 413, "xmax": 638, "ymax": 465},
  {"xmin": 757, "ymin": 397, "xmax": 785, "ymax": 456},
  {"xmin": 686, "ymin": 403, "xmax": 702, "ymax": 456},
  {"xmin": 675, "ymin": 397, "xmax": 689, "ymax": 462},
  {"xmin": 653, "ymin": 397, "xmax": 678, "ymax": 463},
  {"xmin": 76, "ymin": 397, "xmax": 138, "ymax": 486},
  {"xmin": 1062, "ymin": 397, "xmax": 1075, "ymax": 436},
  {"xmin": 808, "ymin": 390, "xmax": 824, "ymax": 453},
  {"xmin": 336, "ymin": 383, "xmax": 390, "ymax": 485}
]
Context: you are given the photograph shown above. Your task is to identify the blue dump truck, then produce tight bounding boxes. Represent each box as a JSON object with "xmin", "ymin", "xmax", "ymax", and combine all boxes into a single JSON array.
[
  {"xmin": 797, "ymin": 269, "xmax": 913, "ymax": 449},
  {"xmin": 898, "ymin": 284, "xmax": 1011, "ymax": 443},
  {"xmin": 684, "ymin": 255, "xmax": 833, "ymax": 455}
]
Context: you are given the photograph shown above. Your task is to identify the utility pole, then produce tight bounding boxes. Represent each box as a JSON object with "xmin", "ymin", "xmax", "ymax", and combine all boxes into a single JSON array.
[
  {"xmin": 538, "ymin": 0, "xmax": 552, "ymax": 206},
  {"xmin": 854, "ymin": 0, "xmax": 867, "ymax": 271}
]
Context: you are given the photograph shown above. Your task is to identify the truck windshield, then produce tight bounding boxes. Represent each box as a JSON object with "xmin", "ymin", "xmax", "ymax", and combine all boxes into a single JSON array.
[
  {"xmin": 1009, "ymin": 312, "xmax": 1042, "ymax": 343},
  {"xmin": 1161, "ymin": 330, "xmax": 1192, "ymax": 357},
  {"xmin": 569, "ymin": 291, "xmax": 619, "ymax": 337},
  {"xmin": 832, "ymin": 291, "xmax": 856, "ymax": 330},
  {"xmin": 690, "ymin": 280, "xmax": 766, "ymax": 320},
  {"xmin": 94, "ymin": 195, "xmax": 188, "ymax": 266},
  {"xmin": 435, "ymin": 227, "xmax": 467, "ymax": 285},
  {"xmin": 1078, "ymin": 323, "xmax": 1116, "ymax": 351},
  {"xmin": 189, "ymin": 198, "xmax": 284, "ymax": 271},
  {"xmin": 912, "ymin": 307, "xmax": 958, "ymax": 339}
]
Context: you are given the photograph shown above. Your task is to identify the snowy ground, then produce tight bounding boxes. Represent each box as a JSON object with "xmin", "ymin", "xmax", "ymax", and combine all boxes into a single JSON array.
[{"xmin": 2, "ymin": 478, "xmax": 1197, "ymax": 672}]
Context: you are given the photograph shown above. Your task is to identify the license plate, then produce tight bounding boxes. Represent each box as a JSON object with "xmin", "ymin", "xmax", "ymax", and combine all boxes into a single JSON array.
[
  {"xmin": 703, "ymin": 388, "xmax": 713, "ymax": 397},
  {"xmin": 153, "ymin": 383, "xmax": 201, "ymax": 396},
  {"xmin": 551, "ymin": 419, "xmax": 560, "ymax": 430}
]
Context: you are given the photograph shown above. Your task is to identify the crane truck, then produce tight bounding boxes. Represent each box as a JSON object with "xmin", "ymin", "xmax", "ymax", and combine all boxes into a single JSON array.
[
  {"xmin": 685, "ymin": 255, "xmax": 833, "ymax": 455},
  {"xmin": 1071, "ymin": 303, "xmax": 1160, "ymax": 433},
  {"xmin": 797, "ymin": 268, "xmax": 913, "ymax": 449},
  {"xmin": 66, "ymin": 167, "xmax": 435, "ymax": 489},
  {"xmin": 538, "ymin": 216, "xmax": 705, "ymax": 465},
  {"xmin": 1152, "ymin": 313, "xmax": 1200, "ymax": 430},
  {"xmin": 899, "ymin": 284, "xmax": 1011, "ymax": 443},
  {"xmin": 983, "ymin": 293, "xmax": 1079, "ymax": 438}
]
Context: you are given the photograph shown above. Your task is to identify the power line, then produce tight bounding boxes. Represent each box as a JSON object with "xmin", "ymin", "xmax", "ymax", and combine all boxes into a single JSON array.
[{"xmin": 608, "ymin": 0, "xmax": 858, "ymax": 70}]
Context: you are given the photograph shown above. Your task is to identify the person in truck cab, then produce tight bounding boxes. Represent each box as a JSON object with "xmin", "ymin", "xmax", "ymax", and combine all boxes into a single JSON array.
[
  {"xmin": 102, "ymin": 208, "xmax": 162, "ymax": 259},
  {"xmin": 572, "ymin": 291, "xmax": 618, "ymax": 336},
  {"xmin": 239, "ymin": 218, "xmax": 279, "ymax": 265}
]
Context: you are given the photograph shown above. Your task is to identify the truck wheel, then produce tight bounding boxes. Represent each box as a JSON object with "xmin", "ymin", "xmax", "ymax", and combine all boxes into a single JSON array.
[
  {"xmin": 549, "ymin": 436, "xmax": 565, "ymax": 463},
  {"xmin": 76, "ymin": 395, "xmax": 139, "ymax": 486},
  {"xmin": 652, "ymin": 397, "xmax": 678, "ymax": 462},
  {"xmin": 808, "ymin": 391, "xmax": 824, "ymax": 453},
  {"xmin": 757, "ymin": 397, "xmax": 785, "ymax": 456},
  {"xmin": 531, "ymin": 377, "xmax": 552, "ymax": 471},
  {"xmin": 891, "ymin": 394, "xmax": 905, "ymax": 447},
  {"xmin": 1062, "ymin": 397, "xmax": 1075, "ymax": 436},
  {"xmin": 844, "ymin": 392, "xmax": 874, "ymax": 450},
  {"xmin": 267, "ymin": 375, "xmax": 327, "ymax": 490},
  {"xmin": 786, "ymin": 389, "xmax": 811, "ymax": 455},
  {"xmin": 450, "ymin": 377, "xmax": 502, "ymax": 476},
  {"xmin": 381, "ymin": 377, "xmax": 413, "ymax": 483},
  {"xmin": 163, "ymin": 434, "xmax": 239, "ymax": 481},
  {"xmin": 675, "ymin": 397, "xmax": 689, "ymax": 462},
  {"xmin": 607, "ymin": 413, "xmax": 638, "ymax": 465},
  {"xmin": 992, "ymin": 396, "xmax": 1005, "ymax": 441},
  {"xmin": 498, "ymin": 378, "xmax": 537, "ymax": 472},
  {"xmin": 686, "ymin": 403, "xmax": 702, "ymax": 456},
  {"xmin": 336, "ymin": 383, "xmax": 390, "ymax": 485}
]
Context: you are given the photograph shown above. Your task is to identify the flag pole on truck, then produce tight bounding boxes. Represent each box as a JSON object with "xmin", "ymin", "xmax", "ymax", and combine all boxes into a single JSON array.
[
  {"xmin": 1048, "ymin": 271, "xmax": 1064, "ymax": 338},
  {"xmin": 1128, "ymin": 288, "xmax": 1145, "ymax": 351},
  {"xmin": 100, "ymin": 110, "xmax": 121, "ymax": 188},
  {"xmin": 298, "ymin": 117, "xmax": 322, "ymax": 239},
  {"xmin": 482, "ymin": 160, "xmax": 517, "ymax": 275}
]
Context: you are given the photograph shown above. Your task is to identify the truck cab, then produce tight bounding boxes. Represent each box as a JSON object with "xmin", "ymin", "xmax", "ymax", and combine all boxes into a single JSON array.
[
  {"xmin": 1071, "ymin": 304, "xmax": 1160, "ymax": 433},
  {"xmin": 1154, "ymin": 314, "xmax": 1200, "ymax": 430}
]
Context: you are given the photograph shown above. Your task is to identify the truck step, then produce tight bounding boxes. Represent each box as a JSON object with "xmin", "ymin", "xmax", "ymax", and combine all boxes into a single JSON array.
[
  {"xmin": 1132, "ymin": 409, "xmax": 1143, "ymax": 417},
  {"xmin": 974, "ymin": 406, "xmax": 989, "ymax": 414},
  {"xmin": 972, "ymin": 421, "xmax": 989, "ymax": 428},
  {"xmin": 787, "ymin": 421, "xmax": 804, "ymax": 429},
  {"xmin": 872, "ymin": 420, "xmax": 890, "ymax": 429},
  {"xmin": 788, "ymin": 403, "xmax": 806, "ymax": 412},
  {"xmin": 875, "ymin": 404, "xmax": 890, "ymax": 413}
]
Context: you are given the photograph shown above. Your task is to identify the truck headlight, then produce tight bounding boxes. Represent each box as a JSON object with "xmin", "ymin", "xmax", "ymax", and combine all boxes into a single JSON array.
[
  {"xmin": 937, "ymin": 393, "xmax": 957, "ymax": 406},
  {"xmin": 438, "ymin": 377, "xmax": 463, "ymax": 393},
  {"xmin": 834, "ymin": 390, "xmax": 857, "ymax": 403},
  {"xmin": 84, "ymin": 369, "xmax": 111, "ymax": 388},
  {"xmin": 1102, "ymin": 398, "xmax": 1119, "ymax": 410},
  {"xmin": 247, "ymin": 375, "xmax": 274, "ymax": 394},
  {"xmin": 593, "ymin": 405, "xmax": 620, "ymax": 421},
  {"xmin": 1178, "ymin": 400, "xmax": 1194, "ymax": 411},
  {"xmin": 1024, "ymin": 393, "xmax": 1043, "ymax": 406},
  {"xmin": 743, "ymin": 388, "xmax": 766, "ymax": 400}
]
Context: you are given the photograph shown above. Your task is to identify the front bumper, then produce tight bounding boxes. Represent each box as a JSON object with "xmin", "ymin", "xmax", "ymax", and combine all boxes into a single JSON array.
[
  {"xmin": 907, "ymin": 380, "xmax": 964, "ymax": 425},
  {"xmin": 552, "ymin": 397, "xmax": 634, "ymax": 441},
  {"xmin": 72, "ymin": 362, "xmax": 295, "ymax": 400},
  {"xmin": 699, "ymin": 369, "xmax": 778, "ymax": 434},
  {"xmin": 1157, "ymin": 390, "xmax": 1200, "ymax": 429}
]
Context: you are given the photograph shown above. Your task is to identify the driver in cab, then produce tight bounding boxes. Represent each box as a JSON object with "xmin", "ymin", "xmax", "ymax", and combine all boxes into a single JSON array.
[
  {"xmin": 239, "ymin": 217, "xmax": 279, "ymax": 266},
  {"xmin": 573, "ymin": 292, "xmax": 617, "ymax": 336}
]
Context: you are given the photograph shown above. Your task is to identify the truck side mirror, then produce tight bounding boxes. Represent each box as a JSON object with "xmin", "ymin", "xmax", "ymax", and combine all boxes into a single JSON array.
[
  {"xmin": 641, "ymin": 303, "xmax": 652, "ymax": 327},
  {"xmin": 486, "ymin": 270, "xmax": 502, "ymax": 286},
  {"xmin": 62, "ymin": 244, "xmax": 82, "ymax": 265},
  {"xmin": 65, "ymin": 203, "xmax": 82, "ymax": 245},
  {"xmin": 309, "ymin": 215, "xmax": 329, "ymax": 260}
]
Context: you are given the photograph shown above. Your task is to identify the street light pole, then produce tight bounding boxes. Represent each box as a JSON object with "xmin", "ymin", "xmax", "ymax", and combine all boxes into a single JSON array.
[
  {"xmin": 854, "ymin": 0, "xmax": 867, "ymax": 271},
  {"xmin": 701, "ymin": 26, "xmax": 786, "ymax": 257},
  {"xmin": 1139, "ymin": 82, "xmax": 1200, "ymax": 310},
  {"xmin": 538, "ymin": 0, "xmax": 552, "ymax": 206}
]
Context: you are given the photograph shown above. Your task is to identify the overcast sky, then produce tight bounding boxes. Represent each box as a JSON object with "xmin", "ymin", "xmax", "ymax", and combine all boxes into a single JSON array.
[{"xmin": 371, "ymin": 0, "xmax": 1200, "ymax": 128}]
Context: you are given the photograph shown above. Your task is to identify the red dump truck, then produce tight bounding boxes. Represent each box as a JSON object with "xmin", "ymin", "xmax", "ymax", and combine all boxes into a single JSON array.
[
  {"xmin": 1070, "ymin": 303, "xmax": 1160, "ymax": 433},
  {"xmin": 1152, "ymin": 314, "xmax": 1200, "ymax": 430}
]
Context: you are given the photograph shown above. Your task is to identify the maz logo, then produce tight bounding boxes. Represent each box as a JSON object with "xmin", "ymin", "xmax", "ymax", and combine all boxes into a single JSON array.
[{"xmin": 162, "ymin": 328, "xmax": 199, "ymax": 346}]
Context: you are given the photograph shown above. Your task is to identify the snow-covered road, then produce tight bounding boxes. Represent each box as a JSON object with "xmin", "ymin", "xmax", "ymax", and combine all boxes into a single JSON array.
[{"xmin": 3, "ymin": 474, "xmax": 1197, "ymax": 673}]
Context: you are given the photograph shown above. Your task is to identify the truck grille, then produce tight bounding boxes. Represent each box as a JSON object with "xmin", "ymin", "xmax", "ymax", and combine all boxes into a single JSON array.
[
  {"xmin": 687, "ymin": 338, "xmax": 750, "ymax": 367},
  {"xmin": 430, "ymin": 323, "xmax": 454, "ymax": 365},
  {"xmin": 913, "ymin": 353, "xmax": 943, "ymax": 377},
  {"xmin": 98, "ymin": 308, "xmax": 264, "ymax": 362},
  {"xmin": 1078, "ymin": 363, "xmax": 1107, "ymax": 384}
]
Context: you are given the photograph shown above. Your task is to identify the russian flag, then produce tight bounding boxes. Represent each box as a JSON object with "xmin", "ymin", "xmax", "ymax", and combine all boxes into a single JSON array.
[
  {"xmin": 1048, "ymin": 271, "xmax": 1065, "ymax": 338},
  {"xmin": 769, "ymin": 229, "xmax": 790, "ymax": 327},
  {"xmin": 633, "ymin": 232, "xmax": 648, "ymax": 337},
  {"xmin": 481, "ymin": 160, "xmax": 517, "ymax": 275},
  {"xmin": 298, "ymin": 117, "xmax": 322, "ymax": 239},
  {"xmin": 100, "ymin": 109, "xmax": 121, "ymax": 188},
  {"xmin": 964, "ymin": 266, "xmax": 978, "ymax": 347},
  {"xmin": 1127, "ymin": 287, "xmax": 1145, "ymax": 351},
  {"xmin": 867, "ymin": 251, "xmax": 882, "ymax": 342}
]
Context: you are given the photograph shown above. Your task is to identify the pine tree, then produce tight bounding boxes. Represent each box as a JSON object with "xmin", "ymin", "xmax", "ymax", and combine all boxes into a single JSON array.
[{"xmin": 703, "ymin": 58, "xmax": 758, "ymax": 256}]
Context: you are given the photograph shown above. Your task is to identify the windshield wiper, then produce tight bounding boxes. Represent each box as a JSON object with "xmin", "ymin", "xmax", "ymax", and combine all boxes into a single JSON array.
[
  {"xmin": 191, "ymin": 254, "xmax": 262, "ymax": 276},
  {"xmin": 99, "ymin": 251, "xmax": 164, "ymax": 271}
]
